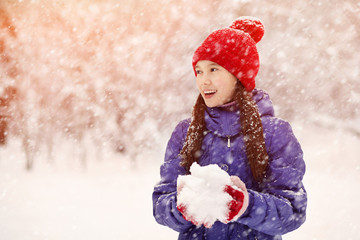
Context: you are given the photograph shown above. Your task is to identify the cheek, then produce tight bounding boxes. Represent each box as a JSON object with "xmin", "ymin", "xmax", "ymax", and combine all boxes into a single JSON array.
[
  {"xmin": 223, "ymin": 80, "xmax": 237, "ymax": 99},
  {"xmin": 195, "ymin": 78, "xmax": 201, "ymax": 91}
]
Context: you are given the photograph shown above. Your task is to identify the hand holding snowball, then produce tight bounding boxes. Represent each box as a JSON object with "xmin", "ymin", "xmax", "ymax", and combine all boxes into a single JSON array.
[
  {"xmin": 223, "ymin": 176, "xmax": 249, "ymax": 223},
  {"xmin": 176, "ymin": 163, "xmax": 249, "ymax": 228}
]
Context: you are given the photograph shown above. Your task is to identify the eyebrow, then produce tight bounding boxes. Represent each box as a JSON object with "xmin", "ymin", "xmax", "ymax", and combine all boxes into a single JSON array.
[
  {"xmin": 209, "ymin": 63, "xmax": 219, "ymax": 67},
  {"xmin": 195, "ymin": 62, "xmax": 219, "ymax": 69}
]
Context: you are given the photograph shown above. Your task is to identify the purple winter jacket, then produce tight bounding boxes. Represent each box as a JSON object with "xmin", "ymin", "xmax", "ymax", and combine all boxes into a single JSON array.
[{"xmin": 152, "ymin": 89, "xmax": 307, "ymax": 240}]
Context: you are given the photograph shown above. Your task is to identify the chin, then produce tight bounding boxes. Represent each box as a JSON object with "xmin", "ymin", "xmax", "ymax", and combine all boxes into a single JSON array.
[{"xmin": 204, "ymin": 101, "xmax": 219, "ymax": 108}]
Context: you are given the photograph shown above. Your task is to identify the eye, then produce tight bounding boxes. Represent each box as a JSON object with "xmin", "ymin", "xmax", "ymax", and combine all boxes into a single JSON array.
[
  {"xmin": 196, "ymin": 69, "xmax": 202, "ymax": 74},
  {"xmin": 210, "ymin": 68, "xmax": 218, "ymax": 72}
]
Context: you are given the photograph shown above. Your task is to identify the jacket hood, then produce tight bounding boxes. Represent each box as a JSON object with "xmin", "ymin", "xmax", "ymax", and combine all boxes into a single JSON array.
[
  {"xmin": 252, "ymin": 88, "xmax": 275, "ymax": 117},
  {"xmin": 204, "ymin": 89, "xmax": 275, "ymax": 137}
]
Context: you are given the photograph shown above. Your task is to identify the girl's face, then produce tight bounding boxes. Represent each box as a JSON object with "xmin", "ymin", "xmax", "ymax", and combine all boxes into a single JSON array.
[{"xmin": 195, "ymin": 60, "xmax": 238, "ymax": 108}]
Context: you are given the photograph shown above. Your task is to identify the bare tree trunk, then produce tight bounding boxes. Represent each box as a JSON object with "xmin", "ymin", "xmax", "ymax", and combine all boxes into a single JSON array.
[{"xmin": 22, "ymin": 132, "xmax": 37, "ymax": 171}]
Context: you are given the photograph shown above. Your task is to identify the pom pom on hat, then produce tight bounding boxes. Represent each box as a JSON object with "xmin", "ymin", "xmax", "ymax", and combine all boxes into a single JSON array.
[
  {"xmin": 229, "ymin": 16, "xmax": 264, "ymax": 43},
  {"xmin": 192, "ymin": 17, "xmax": 264, "ymax": 91}
]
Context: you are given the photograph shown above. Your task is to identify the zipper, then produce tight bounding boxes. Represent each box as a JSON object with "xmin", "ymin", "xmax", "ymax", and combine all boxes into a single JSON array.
[{"xmin": 223, "ymin": 110, "xmax": 232, "ymax": 148}]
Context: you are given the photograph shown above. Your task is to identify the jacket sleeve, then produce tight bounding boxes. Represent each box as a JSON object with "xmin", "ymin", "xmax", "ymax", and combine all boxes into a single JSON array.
[
  {"xmin": 237, "ymin": 118, "xmax": 307, "ymax": 236},
  {"xmin": 152, "ymin": 120, "xmax": 193, "ymax": 232}
]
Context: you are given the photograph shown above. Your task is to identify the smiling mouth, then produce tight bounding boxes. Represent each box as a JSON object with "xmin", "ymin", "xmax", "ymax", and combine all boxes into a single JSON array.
[{"xmin": 203, "ymin": 90, "xmax": 217, "ymax": 98}]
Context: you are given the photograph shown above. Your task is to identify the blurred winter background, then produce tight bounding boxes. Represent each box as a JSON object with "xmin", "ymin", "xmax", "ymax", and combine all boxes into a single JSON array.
[{"xmin": 0, "ymin": 0, "xmax": 359, "ymax": 239}]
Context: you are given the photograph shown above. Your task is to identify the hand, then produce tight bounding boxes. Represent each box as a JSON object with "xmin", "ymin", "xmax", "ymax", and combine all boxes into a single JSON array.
[
  {"xmin": 176, "ymin": 203, "xmax": 200, "ymax": 226},
  {"xmin": 177, "ymin": 181, "xmax": 184, "ymax": 193},
  {"xmin": 223, "ymin": 176, "xmax": 249, "ymax": 223},
  {"xmin": 176, "ymin": 181, "xmax": 200, "ymax": 226},
  {"xmin": 230, "ymin": 175, "xmax": 247, "ymax": 193},
  {"xmin": 176, "ymin": 181, "xmax": 214, "ymax": 228}
]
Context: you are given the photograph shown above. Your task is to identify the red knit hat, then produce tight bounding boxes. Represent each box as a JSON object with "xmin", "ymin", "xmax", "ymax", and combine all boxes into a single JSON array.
[{"xmin": 192, "ymin": 17, "xmax": 264, "ymax": 92}]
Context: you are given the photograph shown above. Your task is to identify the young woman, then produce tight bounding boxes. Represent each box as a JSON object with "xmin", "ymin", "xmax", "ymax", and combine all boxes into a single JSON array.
[{"xmin": 152, "ymin": 17, "xmax": 307, "ymax": 239}]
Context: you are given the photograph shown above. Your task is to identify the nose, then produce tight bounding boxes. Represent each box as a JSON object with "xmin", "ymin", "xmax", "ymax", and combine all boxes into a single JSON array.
[{"xmin": 199, "ymin": 73, "xmax": 211, "ymax": 85}]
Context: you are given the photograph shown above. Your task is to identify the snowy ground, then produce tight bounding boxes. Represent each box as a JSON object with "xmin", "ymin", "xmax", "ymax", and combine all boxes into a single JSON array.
[{"xmin": 0, "ymin": 122, "xmax": 360, "ymax": 240}]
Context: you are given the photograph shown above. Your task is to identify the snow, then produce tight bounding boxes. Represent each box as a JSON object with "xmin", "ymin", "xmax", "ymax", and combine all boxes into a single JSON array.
[
  {"xmin": 0, "ymin": 145, "xmax": 177, "ymax": 240},
  {"xmin": 1, "ymin": 0, "xmax": 360, "ymax": 239},
  {"xmin": 1, "ymin": 121, "xmax": 360, "ymax": 240},
  {"xmin": 177, "ymin": 163, "xmax": 235, "ymax": 226}
]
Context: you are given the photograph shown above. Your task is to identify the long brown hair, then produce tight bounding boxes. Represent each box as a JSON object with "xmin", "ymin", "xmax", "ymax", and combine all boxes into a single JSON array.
[{"xmin": 180, "ymin": 82, "xmax": 269, "ymax": 183}]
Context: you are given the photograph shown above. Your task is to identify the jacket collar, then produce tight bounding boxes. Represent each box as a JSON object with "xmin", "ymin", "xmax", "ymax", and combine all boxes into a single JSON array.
[
  {"xmin": 204, "ymin": 89, "xmax": 275, "ymax": 137},
  {"xmin": 205, "ymin": 103, "xmax": 241, "ymax": 137}
]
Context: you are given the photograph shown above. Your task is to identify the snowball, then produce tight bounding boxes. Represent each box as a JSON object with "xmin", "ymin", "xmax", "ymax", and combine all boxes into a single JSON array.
[{"xmin": 177, "ymin": 163, "xmax": 235, "ymax": 226}]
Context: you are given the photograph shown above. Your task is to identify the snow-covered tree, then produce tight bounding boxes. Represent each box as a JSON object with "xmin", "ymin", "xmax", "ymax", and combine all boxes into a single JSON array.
[{"xmin": 0, "ymin": 0, "xmax": 359, "ymax": 169}]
